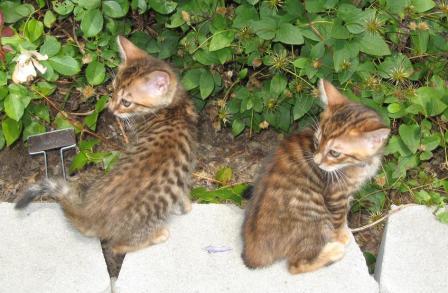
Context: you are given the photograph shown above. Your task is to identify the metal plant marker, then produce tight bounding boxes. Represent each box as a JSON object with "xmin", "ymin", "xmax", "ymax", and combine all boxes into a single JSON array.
[{"xmin": 28, "ymin": 128, "xmax": 77, "ymax": 180}]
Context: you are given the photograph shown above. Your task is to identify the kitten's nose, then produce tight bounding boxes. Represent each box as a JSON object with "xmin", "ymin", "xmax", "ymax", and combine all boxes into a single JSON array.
[{"xmin": 313, "ymin": 154, "xmax": 322, "ymax": 164}]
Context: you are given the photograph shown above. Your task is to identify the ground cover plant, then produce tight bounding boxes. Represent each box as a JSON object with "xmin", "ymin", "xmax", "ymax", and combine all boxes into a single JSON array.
[{"xmin": 1, "ymin": 0, "xmax": 448, "ymax": 265}]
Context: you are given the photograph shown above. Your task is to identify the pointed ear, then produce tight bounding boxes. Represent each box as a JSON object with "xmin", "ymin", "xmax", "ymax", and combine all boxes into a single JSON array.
[
  {"xmin": 117, "ymin": 35, "xmax": 147, "ymax": 62},
  {"xmin": 136, "ymin": 71, "xmax": 171, "ymax": 98},
  {"xmin": 359, "ymin": 128, "xmax": 390, "ymax": 153},
  {"xmin": 319, "ymin": 79, "xmax": 348, "ymax": 107}
]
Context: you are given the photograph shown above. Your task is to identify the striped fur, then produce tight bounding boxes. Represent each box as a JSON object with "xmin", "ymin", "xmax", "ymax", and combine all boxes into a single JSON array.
[
  {"xmin": 242, "ymin": 80, "xmax": 389, "ymax": 274},
  {"xmin": 16, "ymin": 36, "xmax": 198, "ymax": 254}
]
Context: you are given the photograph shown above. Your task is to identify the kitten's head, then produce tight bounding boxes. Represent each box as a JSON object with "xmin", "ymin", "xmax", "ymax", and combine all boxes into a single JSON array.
[
  {"xmin": 313, "ymin": 80, "xmax": 390, "ymax": 172},
  {"xmin": 108, "ymin": 36, "xmax": 178, "ymax": 118}
]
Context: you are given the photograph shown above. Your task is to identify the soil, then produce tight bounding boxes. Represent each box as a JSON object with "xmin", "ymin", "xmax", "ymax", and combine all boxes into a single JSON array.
[{"xmin": 0, "ymin": 104, "xmax": 415, "ymax": 277}]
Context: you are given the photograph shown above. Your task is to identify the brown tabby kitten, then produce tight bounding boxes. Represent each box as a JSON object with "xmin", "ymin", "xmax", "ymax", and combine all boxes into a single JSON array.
[
  {"xmin": 242, "ymin": 80, "xmax": 389, "ymax": 274},
  {"xmin": 16, "ymin": 36, "xmax": 198, "ymax": 254}
]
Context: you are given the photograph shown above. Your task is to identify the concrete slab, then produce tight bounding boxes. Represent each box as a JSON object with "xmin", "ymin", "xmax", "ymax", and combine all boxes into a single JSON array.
[
  {"xmin": 375, "ymin": 205, "xmax": 448, "ymax": 293},
  {"xmin": 116, "ymin": 204, "xmax": 378, "ymax": 293},
  {"xmin": 0, "ymin": 203, "xmax": 111, "ymax": 293}
]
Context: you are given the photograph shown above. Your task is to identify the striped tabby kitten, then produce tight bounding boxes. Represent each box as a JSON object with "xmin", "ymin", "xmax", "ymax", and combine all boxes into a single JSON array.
[
  {"xmin": 242, "ymin": 80, "xmax": 389, "ymax": 274},
  {"xmin": 16, "ymin": 36, "xmax": 198, "ymax": 254}
]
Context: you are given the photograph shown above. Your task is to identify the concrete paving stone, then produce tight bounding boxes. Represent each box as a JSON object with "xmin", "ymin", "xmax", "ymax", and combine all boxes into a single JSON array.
[
  {"xmin": 0, "ymin": 203, "xmax": 111, "ymax": 293},
  {"xmin": 116, "ymin": 204, "xmax": 378, "ymax": 293},
  {"xmin": 375, "ymin": 205, "xmax": 448, "ymax": 293}
]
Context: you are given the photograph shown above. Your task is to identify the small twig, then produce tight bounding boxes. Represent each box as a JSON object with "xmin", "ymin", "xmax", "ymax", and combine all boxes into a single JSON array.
[
  {"xmin": 115, "ymin": 117, "xmax": 129, "ymax": 144},
  {"xmin": 192, "ymin": 172, "xmax": 222, "ymax": 184},
  {"xmin": 351, "ymin": 204, "xmax": 419, "ymax": 233},
  {"xmin": 68, "ymin": 110, "xmax": 95, "ymax": 116},
  {"xmin": 70, "ymin": 17, "xmax": 85, "ymax": 54}
]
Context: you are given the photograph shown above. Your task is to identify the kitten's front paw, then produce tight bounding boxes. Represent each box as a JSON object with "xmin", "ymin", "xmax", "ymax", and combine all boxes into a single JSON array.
[{"xmin": 336, "ymin": 228, "xmax": 351, "ymax": 245}]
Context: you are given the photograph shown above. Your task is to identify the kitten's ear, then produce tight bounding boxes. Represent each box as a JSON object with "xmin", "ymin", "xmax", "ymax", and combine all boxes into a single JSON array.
[
  {"xmin": 319, "ymin": 79, "xmax": 348, "ymax": 107},
  {"xmin": 117, "ymin": 36, "xmax": 147, "ymax": 62},
  {"xmin": 359, "ymin": 128, "xmax": 390, "ymax": 152},
  {"xmin": 138, "ymin": 71, "xmax": 171, "ymax": 97}
]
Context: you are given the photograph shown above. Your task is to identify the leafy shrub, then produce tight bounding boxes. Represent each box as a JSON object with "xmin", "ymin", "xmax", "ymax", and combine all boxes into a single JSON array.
[{"xmin": 1, "ymin": 0, "xmax": 448, "ymax": 215}]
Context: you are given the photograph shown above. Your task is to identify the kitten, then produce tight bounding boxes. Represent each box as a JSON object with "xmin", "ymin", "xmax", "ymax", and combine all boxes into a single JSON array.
[
  {"xmin": 242, "ymin": 80, "xmax": 389, "ymax": 274},
  {"xmin": 15, "ymin": 36, "xmax": 198, "ymax": 254}
]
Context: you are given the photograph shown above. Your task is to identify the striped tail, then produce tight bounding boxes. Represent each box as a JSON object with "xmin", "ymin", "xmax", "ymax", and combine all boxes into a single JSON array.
[{"xmin": 15, "ymin": 178, "xmax": 73, "ymax": 209}]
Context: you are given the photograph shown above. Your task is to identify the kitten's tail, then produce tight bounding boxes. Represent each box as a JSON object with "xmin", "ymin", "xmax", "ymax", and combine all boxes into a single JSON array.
[
  {"xmin": 242, "ymin": 185, "xmax": 254, "ymax": 200},
  {"xmin": 15, "ymin": 178, "xmax": 78, "ymax": 209}
]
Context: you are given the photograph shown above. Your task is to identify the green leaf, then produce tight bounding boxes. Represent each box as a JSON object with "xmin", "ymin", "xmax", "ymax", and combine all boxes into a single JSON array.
[
  {"xmin": 412, "ymin": 87, "xmax": 447, "ymax": 117},
  {"xmin": 191, "ymin": 184, "xmax": 247, "ymax": 205},
  {"xmin": 3, "ymin": 84, "xmax": 31, "ymax": 121},
  {"xmin": 274, "ymin": 23, "xmax": 304, "ymax": 45},
  {"xmin": 199, "ymin": 71, "xmax": 214, "ymax": 99},
  {"xmin": 2, "ymin": 118, "xmax": 22, "ymax": 146},
  {"xmin": 251, "ymin": 17, "xmax": 277, "ymax": 40},
  {"xmin": 387, "ymin": 103, "xmax": 401, "ymax": 114},
  {"xmin": 270, "ymin": 74, "xmax": 287, "ymax": 97},
  {"xmin": 102, "ymin": 151, "xmax": 120, "ymax": 173},
  {"xmin": 411, "ymin": 0, "xmax": 435, "ymax": 12},
  {"xmin": 23, "ymin": 121, "xmax": 45, "ymax": 140},
  {"xmin": 81, "ymin": 9, "xmax": 103, "ymax": 37},
  {"xmin": 414, "ymin": 190, "xmax": 431, "ymax": 204},
  {"xmin": 54, "ymin": 112, "xmax": 81, "ymax": 133},
  {"xmin": 43, "ymin": 10, "xmax": 56, "ymax": 28},
  {"xmin": 193, "ymin": 50, "xmax": 220, "ymax": 65},
  {"xmin": 378, "ymin": 54, "xmax": 413, "ymax": 80},
  {"xmin": 84, "ymin": 96, "xmax": 108, "ymax": 131},
  {"xmin": 181, "ymin": 69, "xmax": 202, "ymax": 91},
  {"xmin": 215, "ymin": 167, "xmax": 233, "ymax": 185},
  {"xmin": 103, "ymin": 0, "xmax": 129, "ymax": 18},
  {"xmin": 359, "ymin": 33, "xmax": 391, "ymax": 56},
  {"xmin": 232, "ymin": 119, "xmax": 245, "ymax": 136},
  {"xmin": 293, "ymin": 57, "xmax": 308, "ymax": 68},
  {"xmin": 386, "ymin": 0, "xmax": 409, "ymax": 15},
  {"xmin": 436, "ymin": 211, "xmax": 448, "ymax": 224},
  {"xmin": 233, "ymin": 5, "xmax": 258, "ymax": 29},
  {"xmin": 85, "ymin": 61, "xmax": 106, "ymax": 85},
  {"xmin": 49, "ymin": 55, "xmax": 81, "ymax": 76},
  {"xmin": 399, "ymin": 123, "xmax": 420, "ymax": 154},
  {"xmin": 27, "ymin": 104, "xmax": 50, "ymax": 122},
  {"xmin": 78, "ymin": 0, "xmax": 101, "ymax": 9},
  {"xmin": 40, "ymin": 36, "xmax": 61, "ymax": 57},
  {"xmin": 32, "ymin": 81, "xmax": 56, "ymax": 96},
  {"xmin": 293, "ymin": 96, "xmax": 314, "ymax": 120},
  {"xmin": 69, "ymin": 152, "xmax": 88, "ymax": 174},
  {"xmin": 4, "ymin": 95, "xmax": 25, "ymax": 121},
  {"xmin": 52, "ymin": 0, "xmax": 74, "ymax": 15},
  {"xmin": 25, "ymin": 19, "xmax": 44, "ymax": 42},
  {"xmin": 421, "ymin": 135, "xmax": 440, "ymax": 152},
  {"xmin": 209, "ymin": 31, "xmax": 235, "ymax": 51},
  {"xmin": 0, "ymin": 2, "xmax": 34, "ymax": 23},
  {"xmin": 148, "ymin": 0, "xmax": 177, "ymax": 14}
]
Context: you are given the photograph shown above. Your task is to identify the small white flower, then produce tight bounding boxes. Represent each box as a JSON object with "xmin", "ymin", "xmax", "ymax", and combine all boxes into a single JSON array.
[{"xmin": 12, "ymin": 51, "xmax": 48, "ymax": 84}]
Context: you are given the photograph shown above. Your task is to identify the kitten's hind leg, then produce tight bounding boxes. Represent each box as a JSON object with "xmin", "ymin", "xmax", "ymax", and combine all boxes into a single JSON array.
[
  {"xmin": 288, "ymin": 242, "xmax": 345, "ymax": 274},
  {"xmin": 111, "ymin": 227, "xmax": 170, "ymax": 254},
  {"xmin": 335, "ymin": 225, "xmax": 351, "ymax": 245}
]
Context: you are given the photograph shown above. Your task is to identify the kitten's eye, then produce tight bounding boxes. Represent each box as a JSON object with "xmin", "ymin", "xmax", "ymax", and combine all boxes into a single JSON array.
[
  {"xmin": 121, "ymin": 99, "xmax": 132, "ymax": 107},
  {"xmin": 329, "ymin": 150, "xmax": 341, "ymax": 158}
]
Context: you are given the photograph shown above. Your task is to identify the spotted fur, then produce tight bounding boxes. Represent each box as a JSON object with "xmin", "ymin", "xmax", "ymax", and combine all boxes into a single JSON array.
[
  {"xmin": 242, "ymin": 80, "xmax": 389, "ymax": 274},
  {"xmin": 16, "ymin": 36, "xmax": 198, "ymax": 254}
]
